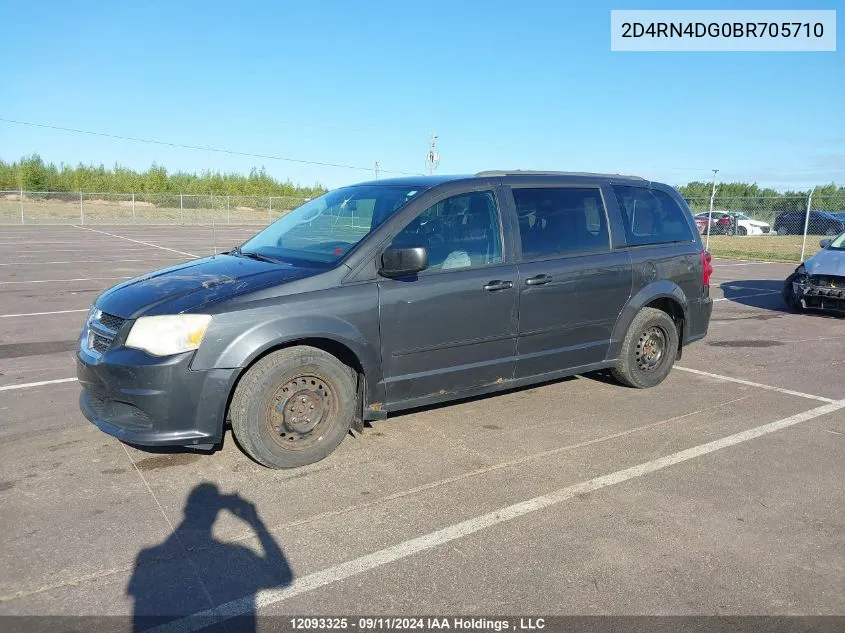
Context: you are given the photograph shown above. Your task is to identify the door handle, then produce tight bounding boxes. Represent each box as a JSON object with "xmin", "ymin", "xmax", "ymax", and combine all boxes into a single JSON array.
[
  {"xmin": 483, "ymin": 280, "xmax": 513, "ymax": 291},
  {"xmin": 525, "ymin": 274, "xmax": 552, "ymax": 286}
]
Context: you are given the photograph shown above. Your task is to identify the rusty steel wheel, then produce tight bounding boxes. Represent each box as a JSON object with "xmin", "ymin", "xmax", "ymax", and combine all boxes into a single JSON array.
[
  {"xmin": 266, "ymin": 374, "xmax": 339, "ymax": 451},
  {"xmin": 635, "ymin": 325, "xmax": 668, "ymax": 373}
]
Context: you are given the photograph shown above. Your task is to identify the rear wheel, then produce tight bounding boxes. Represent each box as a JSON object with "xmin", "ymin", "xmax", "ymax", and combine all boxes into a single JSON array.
[
  {"xmin": 738, "ymin": 226, "xmax": 747, "ymax": 236},
  {"xmin": 230, "ymin": 346, "xmax": 357, "ymax": 469},
  {"xmin": 777, "ymin": 226, "xmax": 789, "ymax": 236},
  {"xmin": 612, "ymin": 308, "xmax": 679, "ymax": 389}
]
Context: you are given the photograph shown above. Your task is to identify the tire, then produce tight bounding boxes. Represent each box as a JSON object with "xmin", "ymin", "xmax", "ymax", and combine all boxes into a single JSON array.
[
  {"xmin": 738, "ymin": 226, "xmax": 747, "ymax": 236},
  {"xmin": 777, "ymin": 226, "xmax": 789, "ymax": 236},
  {"xmin": 230, "ymin": 346, "xmax": 357, "ymax": 469},
  {"xmin": 825, "ymin": 227, "xmax": 839, "ymax": 236},
  {"xmin": 782, "ymin": 273, "xmax": 803, "ymax": 313},
  {"xmin": 611, "ymin": 307, "xmax": 679, "ymax": 389}
]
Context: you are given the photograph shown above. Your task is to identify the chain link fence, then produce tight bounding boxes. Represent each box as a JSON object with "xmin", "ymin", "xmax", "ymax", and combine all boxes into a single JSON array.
[
  {"xmin": 0, "ymin": 191, "xmax": 310, "ymax": 227},
  {"xmin": 686, "ymin": 194, "xmax": 845, "ymax": 263},
  {"xmin": 1, "ymin": 190, "xmax": 843, "ymax": 263}
]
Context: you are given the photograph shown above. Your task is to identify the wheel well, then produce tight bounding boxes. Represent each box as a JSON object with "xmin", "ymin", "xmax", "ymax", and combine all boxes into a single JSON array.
[
  {"xmin": 645, "ymin": 297, "xmax": 685, "ymax": 356},
  {"xmin": 223, "ymin": 337, "xmax": 365, "ymax": 424}
]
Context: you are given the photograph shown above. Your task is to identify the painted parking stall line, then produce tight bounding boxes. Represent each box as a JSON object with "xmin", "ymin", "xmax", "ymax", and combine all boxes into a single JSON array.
[
  {"xmin": 0, "ymin": 309, "xmax": 89, "ymax": 318},
  {"xmin": 74, "ymin": 226, "xmax": 198, "ymax": 258},
  {"xmin": 0, "ymin": 276, "xmax": 131, "ymax": 285},
  {"xmin": 0, "ymin": 378, "xmax": 77, "ymax": 392},
  {"xmin": 675, "ymin": 367, "xmax": 835, "ymax": 403},
  {"xmin": 149, "ymin": 397, "xmax": 845, "ymax": 633}
]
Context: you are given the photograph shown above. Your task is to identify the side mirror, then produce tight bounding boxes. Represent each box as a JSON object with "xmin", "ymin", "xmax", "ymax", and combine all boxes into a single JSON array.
[
  {"xmin": 379, "ymin": 247, "xmax": 429, "ymax": 278},
  {"xmin": 819, "ymin": 238, "xmax": 832, "ymax": 249}
]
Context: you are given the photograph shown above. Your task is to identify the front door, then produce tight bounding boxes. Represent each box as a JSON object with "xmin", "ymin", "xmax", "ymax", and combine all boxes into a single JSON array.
[
  {"xmin": 509, "ymin": 185, "xmax": 632, "ymax": 378},
  {"xmin": 378, "ymin": 189, "xmax": 519, "ymax": 405}
]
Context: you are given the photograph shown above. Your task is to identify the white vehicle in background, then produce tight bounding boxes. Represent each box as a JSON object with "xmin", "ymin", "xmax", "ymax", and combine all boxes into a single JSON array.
[{"xmin": 728, "ymin": 212, "xmax": 771, "ymax": 236}]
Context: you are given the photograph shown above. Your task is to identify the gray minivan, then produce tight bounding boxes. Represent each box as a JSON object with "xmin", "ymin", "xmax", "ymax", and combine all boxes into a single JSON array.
[{"xmin": 77, "ymin": 171, "xmax": 713, "ymax": 468}]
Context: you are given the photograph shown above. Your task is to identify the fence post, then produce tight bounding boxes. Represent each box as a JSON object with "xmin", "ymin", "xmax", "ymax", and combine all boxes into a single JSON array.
[
  {"xmin": 132, "ymin": 192, "xmax": 136, "ymax": 224},
  {"xmin": 800, "ymin": 187, "xmax": 815, "ymax": 262},
  {"xmin": 706, "ymin": 170, "xmax": 718, "ymax": 250},
  {"xmin": 180, "ymin": 194, "xmax": 184, "ymax": 225},
  {"xmin": 80, "ymin": 191, "xmax": 84, "ymax": 225},
  {"xmin": 20, "ymin": 189, "xmax": 24, "ymax": 225},
  {"xmin": 210, "ymin": 194, "xmax": 214, "ymax": 226},
  {"xmin": 268, "ymin": 197, "xmax": 272, "ymax": 224},
  {"xmin": 227, "ymin": 195, "xmax": 230, "ymax": 224}
]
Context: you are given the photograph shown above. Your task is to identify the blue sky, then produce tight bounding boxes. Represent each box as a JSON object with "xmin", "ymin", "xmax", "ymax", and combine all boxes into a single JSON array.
[{"xmin": 0, "ymin": 0, "xmax": 842, "ymax": 190}]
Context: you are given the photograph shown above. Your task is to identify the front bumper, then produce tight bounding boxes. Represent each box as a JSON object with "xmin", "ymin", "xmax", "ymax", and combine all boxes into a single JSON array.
[
  {"xmin": 792, "ymin": 279, "xmax": 845, "ymax": 314},
  {"xmin": 76, "ymin": 347, "xmax": 238, "ymax": 448}
]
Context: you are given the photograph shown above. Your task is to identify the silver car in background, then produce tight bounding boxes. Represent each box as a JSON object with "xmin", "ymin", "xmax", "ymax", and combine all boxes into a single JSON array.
[{"xmin": 784, "ymin": 232, "xmax": 845, "ymax": 314}]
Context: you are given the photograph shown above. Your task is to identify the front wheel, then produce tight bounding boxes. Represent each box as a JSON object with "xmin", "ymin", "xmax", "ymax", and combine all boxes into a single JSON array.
[
  {"xmin": 611, "ymin": 308, "xmax": 679, "ymax": 389},
  {"xmin": 782, "ymin": 273, "xmax": 804, "ymax": 313},
  {"xmin": 230, "ymin": 346, "xmax": 357, "ymax": 469},
  {"xmin": 738, "ymin": 226, "xmax": 747, "ymax": 236}
]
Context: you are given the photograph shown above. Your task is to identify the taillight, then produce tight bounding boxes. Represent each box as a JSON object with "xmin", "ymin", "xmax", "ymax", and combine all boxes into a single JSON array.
[{"xmin": 701, "ymin": 250, "xmax": 713, "ymax": 288}]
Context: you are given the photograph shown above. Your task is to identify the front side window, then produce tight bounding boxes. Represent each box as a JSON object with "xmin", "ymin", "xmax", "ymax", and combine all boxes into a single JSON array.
[
  {"xmin": 512, "ymin": 187, "xmax": 610, "ymax": 260},
  {"xmin": 240, "ymin": 185, "xmax": 422, "ymax": 265},
  {"xmin": 389, "ymin": 191, "xmax": 503, "ymax": 271},
  {"xmin": 613, "ymin": 186, "xmax": 695, "ymax": 246}
]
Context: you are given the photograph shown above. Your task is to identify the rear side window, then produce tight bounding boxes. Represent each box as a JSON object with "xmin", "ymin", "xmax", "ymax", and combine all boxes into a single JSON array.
[
  {"xmin": 512, "ymin": 187, "xmax": 610, "ymax": 260},
  {"xmin": 613, "ymin": 186, "xmax": 694, "ymax": 246}
]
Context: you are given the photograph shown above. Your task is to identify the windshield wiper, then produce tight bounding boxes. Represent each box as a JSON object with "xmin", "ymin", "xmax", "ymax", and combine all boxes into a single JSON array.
[{"xmin": 229, "ymin": 246, "xmax": 284, "ymax": 264}]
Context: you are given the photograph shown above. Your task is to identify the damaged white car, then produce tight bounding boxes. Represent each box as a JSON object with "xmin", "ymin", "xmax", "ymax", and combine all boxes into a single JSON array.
[{"xmin": 783, "ymin": 233, "xmax": 845, "ymax": 314}]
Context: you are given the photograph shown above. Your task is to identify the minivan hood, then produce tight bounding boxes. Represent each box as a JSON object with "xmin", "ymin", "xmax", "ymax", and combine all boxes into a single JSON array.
[
  {"xmin": 805, "ymin": 248, "xmax": 845, "ymax": 277},
  {"xmin": 95, "ymin": 254, "xmax": 324, "ymax": 318}
]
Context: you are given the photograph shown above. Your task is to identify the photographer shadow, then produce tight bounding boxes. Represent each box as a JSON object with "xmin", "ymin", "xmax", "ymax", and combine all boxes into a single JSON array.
[{"xmin": 128, "ymin": 482, "xmax": 292, "ymax": 633}]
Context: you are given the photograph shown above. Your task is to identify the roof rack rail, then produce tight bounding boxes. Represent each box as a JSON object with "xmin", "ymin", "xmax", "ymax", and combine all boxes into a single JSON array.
[{"xmin": 475, "ymin": 170, "xmax": 647, "ymax": 180}]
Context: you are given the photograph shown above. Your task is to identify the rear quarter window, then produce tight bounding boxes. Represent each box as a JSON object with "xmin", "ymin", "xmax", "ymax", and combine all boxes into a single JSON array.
[{"xmin": 612, "ymin": 186, "xmax": 695, "ymax": 247}]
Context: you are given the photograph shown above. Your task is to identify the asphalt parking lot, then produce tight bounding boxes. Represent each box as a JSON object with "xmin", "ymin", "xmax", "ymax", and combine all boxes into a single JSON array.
[{"xmin": 0, "ymin": 226, "xmax": 843, "ymax": 626}]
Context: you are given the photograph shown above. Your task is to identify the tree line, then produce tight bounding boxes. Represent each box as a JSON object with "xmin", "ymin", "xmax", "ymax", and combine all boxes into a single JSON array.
[
  {"xmin": 1, "ymin": 154, "xmax": 841, "ymax": 211},
  {"xmin": 0, "ymin": 154, "xmax": 327, "ymax": 198}
]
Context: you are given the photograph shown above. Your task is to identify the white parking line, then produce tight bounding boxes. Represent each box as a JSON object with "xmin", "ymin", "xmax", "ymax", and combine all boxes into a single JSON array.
[
  {"xmin": 0, "ymin": 258, "xmax": 182, "ymax": 267},
  {"xmin": 0, "ymin": 247, "xmax": 157, "ymax": 254},
  {"xmin": 74, "ymin": 226, "xmax": 198, "ymax": 258},
  {"xmin": 150, "ymin": 397, "xmax": 845, "ymax": 633},
  {"xmin": 675, "ymin": 367, "xmax": 835, "ymax": 403},
  {"xmin": 0, "ymin": 378, "xmax": 77, "ymax": 392},
  {"xmin": 713, "ymin": 290, "xmax": 780, "ymax": 302},
  {"xmin": 0, "ymin": 309, "xmax": 89, "ymax": 318},
  {"xmin": 0, "ymin": 277, "xmax": 130, "ymax": 285}
]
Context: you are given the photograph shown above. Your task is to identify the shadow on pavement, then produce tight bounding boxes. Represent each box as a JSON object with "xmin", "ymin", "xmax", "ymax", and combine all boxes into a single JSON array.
[
  {"xmin": 128, "ymin": 482, "xmax": 292, "ymax": 633},
  {"xmin": 718, "ymin": 280, "xmax": 842, "ymax": 319}
]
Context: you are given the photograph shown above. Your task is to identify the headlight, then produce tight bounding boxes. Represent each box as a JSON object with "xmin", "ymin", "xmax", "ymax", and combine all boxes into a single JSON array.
[{"xmin": 125, "ymin": 314, "xmax": 212, "ymax": 357}]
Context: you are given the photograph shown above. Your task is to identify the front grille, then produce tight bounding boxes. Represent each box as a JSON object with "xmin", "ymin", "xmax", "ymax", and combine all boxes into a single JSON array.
[
  {"xmin": 98, "ymin": 312, "xmax": 125, "ymax": 332},
  {"xmin": 91, "ymin": 333, "xmax": 112, "ymax": 354}
]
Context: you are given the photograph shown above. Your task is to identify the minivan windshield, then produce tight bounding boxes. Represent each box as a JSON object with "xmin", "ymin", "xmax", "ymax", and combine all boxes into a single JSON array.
[{"xmin": 238, "ymin": 185, "xmax": 423, "ymax": 265}]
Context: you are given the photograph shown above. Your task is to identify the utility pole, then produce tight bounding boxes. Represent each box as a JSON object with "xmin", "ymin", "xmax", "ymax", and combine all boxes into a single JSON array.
[
  {"xmin": 706, "ymin": 169, "xmax": 719, "ymax": 250},
  {"xmin": 425, "ymin": 133, "xmax": 440, "ymax": 175},
  {"xmin": 374, "ymin": 161, "xmax": 380, "ymax": 180}
]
